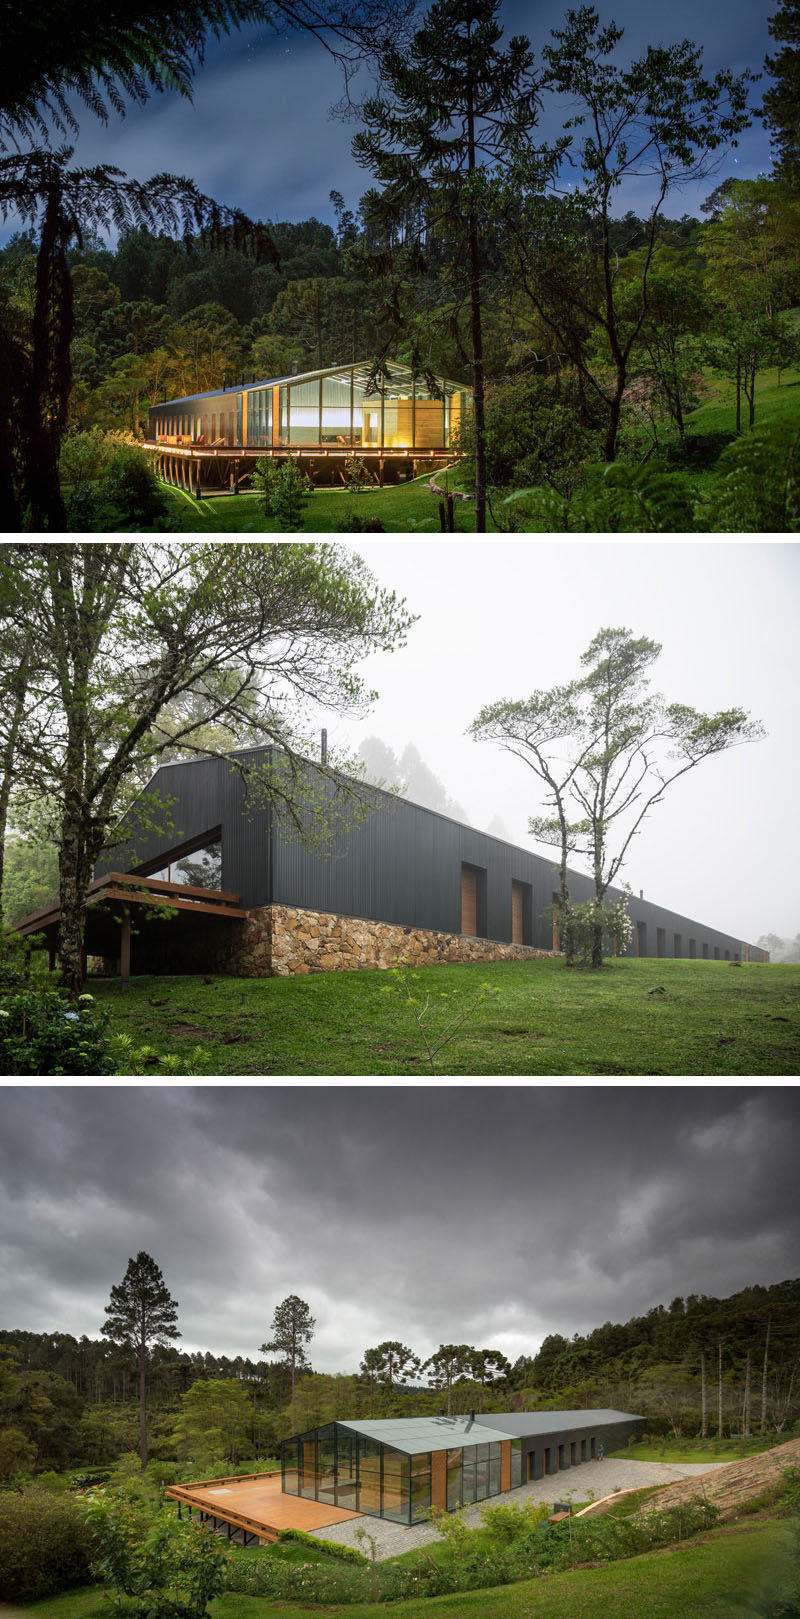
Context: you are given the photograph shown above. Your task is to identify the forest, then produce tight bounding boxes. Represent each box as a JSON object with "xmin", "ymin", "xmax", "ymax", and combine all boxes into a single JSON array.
[
  {"xmin": 1, "ymin": 0, "xmax": 799, "ymax": 532},
  {"xmin": 2, "ymin": 1275, "xmax": 797, "ymax": 1479}
]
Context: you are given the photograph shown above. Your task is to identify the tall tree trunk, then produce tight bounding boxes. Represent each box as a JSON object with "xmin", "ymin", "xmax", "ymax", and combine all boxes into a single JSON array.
[
  {"xmin": 138, "ymin": 1344, "xmax": 148, "ymax": 1470},
  {"xmin": 465, "ymin": 73, "xmax": 486, "ymax": 535},
  {"xmin": 700, "ymin": 1349, "xmax": 708, "ymax": 1439},
  {"xmin": 26, "ymin": 177, "xmax": 72, "ymax": 530},
  {"xmin": 0, "ymin": 649, "xmax": 30, "ymax": 924},
  {"xmin": 603, "ymin": 370, "xmax": 626, "ymax": 462},
  {"xmin": 761, "ymin": 1317, "xmax": 771, "ymax": 1432},
  {"xmin": 718, "ymin": 1340, "xmax": 724, "ymax": 1438},
  {"xmin": 735, "ymin": 355, "xmax": 742, "ymax": 435},
  {"xmin": 742, "ymin": 1349, "xmax": 751, "ymax": 1437}
]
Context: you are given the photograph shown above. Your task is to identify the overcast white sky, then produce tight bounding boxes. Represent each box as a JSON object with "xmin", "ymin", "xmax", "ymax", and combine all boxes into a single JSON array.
[
  {"xmin": 307, "ymin": 539, "xmax": 798, "ymax": 947},
  {"xmin": 1, "ymin": 1085, "xmax": 797, "ymax": 1368}
]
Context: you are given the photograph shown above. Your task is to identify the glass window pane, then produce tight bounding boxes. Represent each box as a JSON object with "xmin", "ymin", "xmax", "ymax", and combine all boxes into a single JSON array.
[
  {"xmin": 511, "ymin": 1438, "xmax": 522, "ymax": 1489},
  {"xmin": 148, "ymin": 839, "xmax": 222, "ymax": 889},
  {"xmin": 488, "ymin": 1444, "xmax": 501, "ymax": 1496},
  {"xmin": 318, "ymin": 1424, "xmax": 336, "ymax": 1505},
  {"xmin": 446, "ymin": 1447, "xmax": 462, "ymax": 1512},
  {"xmin": 300, "ymin": 1435, "xmax": 317, "ymax": 1499},
  {"xmin": 282, "ymin": 1438, "xmax": 299, "ymax": 1495},
  {"xmin": 336, "ymin": 1428, "xmax": 358, "ymax": 1510},
  {"xmin": 461, "ymin": 1460, "xmax": 476, "ymax": 1504},
  {"xmin": 359, "ymin": 1436, "xmax": 381, "ymax": 1516},
  {"xmin": 410, "ymin": 1452, "xmax": 431, "ymax": 1522},
  {"xmin": 382, "ymin": 1446, "xmax": 409, "ymax": 1523}
]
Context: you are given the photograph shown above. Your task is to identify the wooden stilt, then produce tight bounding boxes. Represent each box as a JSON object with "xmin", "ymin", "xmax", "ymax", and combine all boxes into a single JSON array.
[{"xmin": 120, "ymin": 913, "xmax": 131, "ymax": 983}]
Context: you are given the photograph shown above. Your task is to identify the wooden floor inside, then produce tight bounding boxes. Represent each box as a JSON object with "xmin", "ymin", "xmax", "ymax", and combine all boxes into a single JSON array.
[{"xmin": 168, "ymin": 1471, "xmax": 363, "ymax": 1538}]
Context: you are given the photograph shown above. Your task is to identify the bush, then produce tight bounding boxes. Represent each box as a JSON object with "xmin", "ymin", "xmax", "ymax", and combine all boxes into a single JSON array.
[
  {"xmin": 86, "ymin": 1498, "xmax": 230, "ymax": 1619},
  {"xmin": 0, "ymin": 986, "xmax": 116, "ymax": 1075},
  {"xmin": 335, "ymin": 509, "xmax": 386, "ymax": 531},
  {"xmin": 277, "ymin": 1527, "xmax": 368, "ymax": 1563},
  {"xmin": 64, "ymin": 439, "xmax": 173, "ymax": 532},
  {"xmin": 0, "ymin": 1490, "xmax": 95, "ymax": 1602},
  {"xmin": 462, "ymin": 371, "xmax": 600, "ymax": 499},
  {"xmin": 505, "ymin": 460, "xmax": 698, "ymax": 532},
  {"xmin": 694, "ymin": 419, "xmax": 800, "ymax": 531}
]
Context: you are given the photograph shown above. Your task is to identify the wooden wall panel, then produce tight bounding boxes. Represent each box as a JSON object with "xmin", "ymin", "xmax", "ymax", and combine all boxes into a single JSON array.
[
  {"xmin": 430, "ymin": 1450, "xmax": 447, "ymax": 1512},
  {"xmin": 461, "ymin": 867, "xmax": 477, "ymax": 936}
]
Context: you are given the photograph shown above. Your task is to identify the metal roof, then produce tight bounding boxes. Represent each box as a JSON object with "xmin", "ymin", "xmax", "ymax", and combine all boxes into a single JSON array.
[
  {"xmin": 285, "ymin": 1409, "xmax": 641, "ymax": 1455},
  {"xmin": 156, "ymin": 357, "xmax": 470, "ymax": 410},
  {"xmin": 474, "ymin": 1409, "xmax": 642, "ymax": 1436},
  {"xmin": 333, "ymin": 1415, "xmax": 515, "ymax": 1453}
]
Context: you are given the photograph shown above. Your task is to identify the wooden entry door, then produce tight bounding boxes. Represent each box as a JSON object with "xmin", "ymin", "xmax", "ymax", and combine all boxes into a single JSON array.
[{"xmin": 461, "ymin": 867, "xmax": 477, "ymax": 936}]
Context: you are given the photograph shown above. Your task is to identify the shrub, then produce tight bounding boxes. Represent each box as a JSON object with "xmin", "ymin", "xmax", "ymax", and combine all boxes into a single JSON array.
[
  {"xmin": 335, "ymin": 510, "xmax": 386, "ymax": 531},
  {"xmin": 505, "ymin": 460, "xmax": 698, "ymax": 532},
  {"xmin": 0, "ymin": 1490, "xmax": 95, "ymax": 1602},
  {"xmin": 277, "ymin": 1528, "xmax": 368, "ymax": 1563},
  {"xmin": 694, "ymin": 418, "xmax": 800, "ymax": 531},
  {"xmin": 85, "ymin": 1497, "xmax": 230, "ymax": 1619},
  {"xmin": 65, "ymin": 441, "xmax": 173, "ymax": 532},
  {"xmin": 462, "ymin": 371, "xmax": 600, "ymax": 499},
  {"xmin": 0, "ymin": 986, "xmax": 116, "ymax": 1075}
]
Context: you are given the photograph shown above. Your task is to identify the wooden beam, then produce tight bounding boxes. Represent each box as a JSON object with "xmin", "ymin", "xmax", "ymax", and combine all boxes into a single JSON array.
[{"xmin": 120, "ymin": 913, "xmax": 131, "ymax": 983}]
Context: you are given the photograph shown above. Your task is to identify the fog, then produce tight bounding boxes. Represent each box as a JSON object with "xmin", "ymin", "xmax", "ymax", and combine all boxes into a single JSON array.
[{"xmin": 317, "ymin": 541, "xmax": 798, "ymax": 945}]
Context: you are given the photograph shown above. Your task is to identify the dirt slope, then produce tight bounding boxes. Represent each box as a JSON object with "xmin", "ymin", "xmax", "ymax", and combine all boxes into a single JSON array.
[{"xmin": 640, "ymin": 1437, "xmax": 800, "ymax": 1520}]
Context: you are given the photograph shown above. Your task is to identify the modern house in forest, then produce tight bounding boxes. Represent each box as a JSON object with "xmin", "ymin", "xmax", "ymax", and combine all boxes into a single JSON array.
[
  {"xmin": 279, "ymin": 1409, "xmax": 646, "ymax": 1523},
  {"xmin": 145, "ymin": 359, "xmax": 471, "ymax": 492},
  {"xmin": 13, "ymin": 745, "xmax": 766, "ymax": 979}
]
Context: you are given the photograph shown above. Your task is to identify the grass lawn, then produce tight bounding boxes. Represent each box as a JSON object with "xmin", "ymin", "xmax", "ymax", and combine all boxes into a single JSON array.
[
  {"xmin": 163, "ymin": 468, "xmax": 483, "ymax": 535},
  {"xmin": 609, "ymin": 1436, "xmax": 785, "ymax": 1465},
  {"xmin": 88, "ymin": 956, "xmax": 800, "ymax": 1076},
  {"xmin": 686, "ymin": 364, "xmax": 800, "ymax": 439},
  {"xmin": 17, "ymin": 1519, "xmax": 799, "ymax": 1619}
]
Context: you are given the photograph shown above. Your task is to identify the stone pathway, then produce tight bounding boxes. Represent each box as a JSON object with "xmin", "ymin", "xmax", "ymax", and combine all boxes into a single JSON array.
[{"xmin": 309, "ymin": 1456, "xmax": 731, "ymax": 1560}]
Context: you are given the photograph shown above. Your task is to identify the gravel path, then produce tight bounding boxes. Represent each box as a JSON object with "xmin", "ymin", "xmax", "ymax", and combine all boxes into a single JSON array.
[{"xmin": 309, "ymin": 1456, "xmax": 731, "ymax": 1560}]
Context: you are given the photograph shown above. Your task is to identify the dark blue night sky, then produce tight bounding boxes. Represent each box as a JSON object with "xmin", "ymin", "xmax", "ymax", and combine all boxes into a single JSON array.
[{"xmin": 45, "ymin": 0, "xmax": 778, "ymax": 231}]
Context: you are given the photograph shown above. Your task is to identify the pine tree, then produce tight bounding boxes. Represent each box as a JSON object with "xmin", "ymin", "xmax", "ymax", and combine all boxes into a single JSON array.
[
  {"xmin": 260, "ymin": 1295, "xmax": 315, "ymax": 1425},
  {"xmin": 101, "ymin": 1252, "xmax": 180, "ymax": 1469},
  {"xmin": 763, "ymin": 0, "xmax": 800, "ymax": 190},
  {"xmin": 352, "ymin": 0, "xmax": 538, "ymax": 533}
]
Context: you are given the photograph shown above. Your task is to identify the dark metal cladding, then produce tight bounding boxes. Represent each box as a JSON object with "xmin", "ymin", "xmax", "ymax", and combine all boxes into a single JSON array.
[{"xmin": 97, "ymin": 749, "xmax": 765, "ymax": 962}]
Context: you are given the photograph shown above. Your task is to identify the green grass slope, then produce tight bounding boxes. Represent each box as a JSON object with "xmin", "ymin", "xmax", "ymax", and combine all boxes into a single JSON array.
[
  {"xmin": 90, "ymin": 957, "xmax": 800, "ymax": 1076},
  {"xmin": 18, "ymin": 1519, "xmax": 799, "ymax": 1619}
]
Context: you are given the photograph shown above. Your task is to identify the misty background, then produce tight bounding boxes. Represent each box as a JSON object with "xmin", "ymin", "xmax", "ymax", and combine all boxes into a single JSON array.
[{"xmin": 318, "ymin": 540, "xmax": 797, "ymax": 949}]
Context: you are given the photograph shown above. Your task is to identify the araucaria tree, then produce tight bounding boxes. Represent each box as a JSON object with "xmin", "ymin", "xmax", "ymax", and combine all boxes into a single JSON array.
[
  {"xmin": 352, "ymin": 0, "xmax": 539, "ymax": 533},
  {"xmin": 261, "ymin": 1295, "xmax": 316, "ymax": 1422},
  {"xmin": 7, "ymin": 542, "xmax": 412, "ymax": 996},
  {"xmin": 472, "ymin": 627, "xmax": 763, "ymax": 969},
  {"xmin": 101, "ymin": 1251, "xmax": 179, "ymax": 1469}
]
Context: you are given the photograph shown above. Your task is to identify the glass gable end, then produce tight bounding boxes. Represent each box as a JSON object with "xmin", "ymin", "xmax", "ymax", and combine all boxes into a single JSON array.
[{"xmin": 280, "ymin": 1423, "xmax": 427, "ymax": 1524}]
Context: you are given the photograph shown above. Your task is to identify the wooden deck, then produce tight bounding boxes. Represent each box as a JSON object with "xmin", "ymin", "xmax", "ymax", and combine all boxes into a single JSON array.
[{"xmin": 167, "ymin": 1471, "xmax": 362, "ymax": 1544}]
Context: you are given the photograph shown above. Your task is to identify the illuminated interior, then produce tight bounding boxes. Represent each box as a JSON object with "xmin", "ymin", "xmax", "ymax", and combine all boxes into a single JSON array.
[{"xmin": 150, "ymin": 361, "xmax": 469, "ymax": 452}]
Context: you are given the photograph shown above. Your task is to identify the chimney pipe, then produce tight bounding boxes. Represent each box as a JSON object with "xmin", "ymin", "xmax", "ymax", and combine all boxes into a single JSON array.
[
  {"xmin": 639, "ymin": 889, "xmax": 643, "ymax": 899},
  {"xmin": 321, "ymin": 729, "xmax": 328, "ymax": 765}
]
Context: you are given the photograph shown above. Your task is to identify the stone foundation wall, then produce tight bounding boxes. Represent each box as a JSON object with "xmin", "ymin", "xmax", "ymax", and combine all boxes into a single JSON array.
[{"xmin": 227, "ymin": 904, "xmax": 553, "ymax": 977}]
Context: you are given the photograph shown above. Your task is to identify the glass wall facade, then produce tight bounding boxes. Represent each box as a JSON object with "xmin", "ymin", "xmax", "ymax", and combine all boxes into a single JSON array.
[
  {"xmin": 280, "ymin": 1424, "xmax": 508, "ymax": 1523},
  {"xmin": 281, "ymin": 1423, "xmax": 431, "ymax": 1524},
  {"xmin": 147, "ymin": 364, "xmax": 471, "ymax": 452}
]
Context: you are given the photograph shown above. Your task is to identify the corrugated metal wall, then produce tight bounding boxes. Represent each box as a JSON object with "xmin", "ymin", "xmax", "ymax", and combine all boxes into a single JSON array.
[{"xmin": 98, "ymin": 750, "xmax": 762, "ymax": 962}]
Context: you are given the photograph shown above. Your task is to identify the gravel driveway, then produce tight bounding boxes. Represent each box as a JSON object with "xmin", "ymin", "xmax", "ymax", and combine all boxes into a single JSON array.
[{"xmin": 309, "ymin": 1455, "xmax": 731, "ymax": 1560}]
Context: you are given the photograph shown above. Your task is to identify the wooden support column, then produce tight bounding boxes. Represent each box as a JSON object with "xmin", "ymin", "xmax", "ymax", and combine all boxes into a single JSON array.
[
  {"xmin": 120, "ymin": 913, "xmax": 131, "ymax": 983},
  {"xmin": 48, "ymin": 938, "xmax": 57, "ymax": 973},
  {"xmin": 430, "ymin": 1450, "xmax": 447, "ymax": 1511}
]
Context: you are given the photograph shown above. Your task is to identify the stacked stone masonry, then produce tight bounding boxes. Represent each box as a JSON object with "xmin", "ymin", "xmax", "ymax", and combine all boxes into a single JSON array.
[{"xmin": 231, "ymin": 905, "xmax": 554, "ymax": 977}]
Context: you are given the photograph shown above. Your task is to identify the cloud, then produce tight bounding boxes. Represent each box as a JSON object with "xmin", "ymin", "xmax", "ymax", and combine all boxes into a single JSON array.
[{"xmin": 1, "ymin": 1086, "xmax": 797, "ymax": 1370}]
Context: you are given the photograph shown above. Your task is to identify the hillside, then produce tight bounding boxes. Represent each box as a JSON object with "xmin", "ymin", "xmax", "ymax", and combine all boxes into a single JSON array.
[{"xmin": 640, "ymin": 1436, "xmax": 800, "ymax": 1518}]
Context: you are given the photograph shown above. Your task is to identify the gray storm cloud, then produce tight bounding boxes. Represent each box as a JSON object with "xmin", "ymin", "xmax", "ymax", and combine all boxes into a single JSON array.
[{"xmin": 1, "ymin": 1086, "xmax": 797, "ymax": 1369}]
